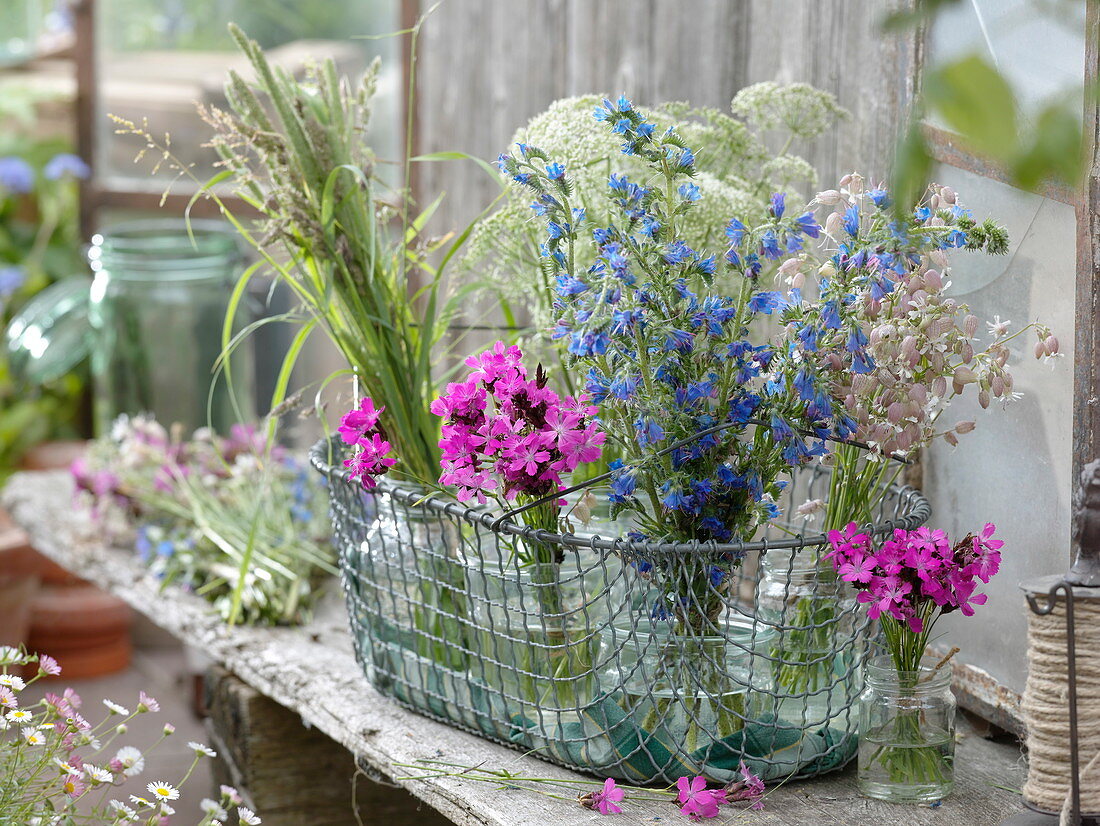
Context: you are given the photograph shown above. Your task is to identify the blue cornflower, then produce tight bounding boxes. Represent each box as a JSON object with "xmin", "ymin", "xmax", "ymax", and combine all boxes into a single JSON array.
[
  {"xmin": 545, "ymin": 162, "xmax": 566, "ymax": 180},
  {"xmin": 555, "ymin": 274, "xmax": 588, "ymax": 296},
  {"xmin": 0, "ymin": 266, "xmax": 25, "ymax": 298},
  {"xmin": 685, "ymin": 379, "xmax": 715, "ymax": 403},
  {"xmin": 610, "ymin": 374, "xmax": 639, "ymax": 400},
  {"xmin": 43, "ymin": 153, "xmax": 90, "ymax": 181},
  {"xmin": 663, "ymin": 240, "xmax": 694, "ymax": 264},
  {"xmin": 663, "ymin": 328, "xmax": 694, "ymax": 352},
  {"xmin": 748, "ymin": 290, "xmax": 782, "ymax": 314},
  {"xmin": 0, "ymin": 157, "xmax": 33, "ymax": 194},
  {"xmin": 516, "ymin": 143, "xmax": 531, "ymax": 157},
  {"xmin": 716, "ymin": 464, "xmax": 741, "ymax": 486},
  {"xmin": 593, "ymin": 227, "xmax": 614, "ymax": 244},
  {"xmin": 796, "ymin": 212, "xmax": 822, "ymax": 238},
  {"xmin": 594, "ymin": 100, "xmax": 614, "ymax": 121},
  {"xmin": 635, "ymin": 417, "xmax": 666, "ymax": 446},
  {"xmin": 530, "ymin": 201, "xmax": 549, "ymax": 216},
  {"xmin": 639, "ymin": 215, "xmax": 661, "ymax": 237},
  {"xmin": 770, "ymin": 192, "xmax": 786, "ymax": 219},
  {"xmin": 725, "ymin": 248, "xmax": 742, "ymax": 267},
  {"xmin": 759, "ymin": 230, "xmax": 782, "ymax": 260},
  {"xmin": 821, "ymin": 300, "xmax": 842, "ymax": 330},
  {"xmin": 725, "ymin": 217, "xmax": 746, "ymax": 246},
  {"xmin": 651, "ymin": 600, "xmax": 673, "ymax": 622},
  {"xmin": 728, "ymin": 393, "xmax": 760, "ymax": 425},
  {"xmin": 846, "ymin": 327, "xmax": 869, "ymax": 353},
  {"xmin": 793, "ymin": 368, "xmax": 815, "ymax": 402},
  {"xmin": 842, "ymin": 204, "xmax": 860, "ymax": 236},
  {"xmin": 763, "ymin": 501, "xmax": 782, "ymax": 520},
  {"xmin": 868, "ymin": 188, "xmax": 891, "ymax": 209},
  {"xmin": 496, "ymin": 152, "xmax": 512, "ymax": 172},
  {"xmin": 808, "ymin": 390, "xmax": 834, "ymax": 420},
  {"xmin": 679, "ymin": 182, "xmax": 701, "ymax": 202}
]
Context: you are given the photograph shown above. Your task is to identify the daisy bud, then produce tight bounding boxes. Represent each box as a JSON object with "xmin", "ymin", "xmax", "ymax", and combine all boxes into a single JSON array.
[
  {"xmin": 924, "ymin": 269, "xmax": 943, "ymax": 290},
  {"xmin": 932, "ymin": 376, "xmax": 947, "ymax": 398},
  {"xmin": 978, "ymin": 389, "xmax": 991, "ymax": 409},
  {"xmin": 817, "ymin": 189, "xmax": 842, "ymax": 205},
  {"xmin": 955, "ymin": 421, "xmax": 976, "ymax": 434},
  {"xmin": 991, "ymin": 375, "xmax": 1005, "ymax": 397},
  {"xmin": 964, "ymin": 314, "xmax": 979, "ymax": 338},
  {"xmin": 940, "ymin": 186, "xmax": 957, "ymax": 205},
  {"xmin": 1034, "ymin": 339, "xmax": 1045, "ymax": 359},
  {"xmin": 944, "ymin": 430, "xmax": 959, "ymax": 447},
  {"xmin": 1045, "ymin": 334, "xmax": 1059, "ymax": 355},
  {"xmin": 163, "ymin": 724, "xmax": 175, "ymax": 736},
  {"xmin": 116, "ymin": 724, "xmax": 127, "ymax": 735},
  {"xmin": 824, "ymin": 212, "xmax": 844, "ymax": 238}
]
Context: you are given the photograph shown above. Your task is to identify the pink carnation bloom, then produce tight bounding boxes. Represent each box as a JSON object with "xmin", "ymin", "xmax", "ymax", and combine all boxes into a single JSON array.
[
  {"xmin": 338, "ymin": 397, "xmax": 384, "ymax": 445},
  {"xmin": 676, "ymin": 776, "xmax": 726, "ymax": 820},
  {"xmin": 579, "ymin": 777, "xmax": 626, "ymax": 815}
]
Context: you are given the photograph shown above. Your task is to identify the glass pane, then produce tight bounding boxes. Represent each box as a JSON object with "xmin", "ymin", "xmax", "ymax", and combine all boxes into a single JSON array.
[
  {"xmin": 96, "ymin": 0, "xmax": 400, "ymax": 195},
  {"xmin": 923, "ymin": 165, "xmax": 1076, "ymax": 694},
  {"xmin": 928, "ymin": 0, "xmax": 1086, "ymax": 115}
]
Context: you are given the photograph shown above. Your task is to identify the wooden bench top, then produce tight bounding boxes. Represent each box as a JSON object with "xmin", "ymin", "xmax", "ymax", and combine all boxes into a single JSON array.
[{"xmin": 2, "ymin": 470, "xmax": 1027, "ymax": 826}]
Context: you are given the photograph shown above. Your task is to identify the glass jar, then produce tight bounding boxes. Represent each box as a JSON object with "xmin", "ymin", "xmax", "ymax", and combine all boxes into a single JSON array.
[
  {"xmin": 87, "ymin": 220, "xmax": 251, "ymax": 434},
  {"xmin": 757, "ymin": 549, "xmax": 863, "ymax": 733},
  {"xmin": 5, "ymin": 219, "xmax": 253, "ymax": 435},
  {"xmin": 603, "ymin": 616, "xmax": 774, "ymax": 757},
  {"xmin": 858, "ymin": 656, "xmax": 956, "ymax": 803}
]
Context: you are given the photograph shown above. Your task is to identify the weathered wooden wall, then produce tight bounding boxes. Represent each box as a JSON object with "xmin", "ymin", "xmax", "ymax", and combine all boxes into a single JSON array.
[{"xmin": 414, "ymin": 0, "xmax": 919, "ymax": 237}]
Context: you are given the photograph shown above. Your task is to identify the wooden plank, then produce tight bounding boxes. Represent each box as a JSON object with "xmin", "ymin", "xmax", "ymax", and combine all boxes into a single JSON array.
[{"xmin": 3, "ymin": 470, "xmax": 1026, "ymax": 826}]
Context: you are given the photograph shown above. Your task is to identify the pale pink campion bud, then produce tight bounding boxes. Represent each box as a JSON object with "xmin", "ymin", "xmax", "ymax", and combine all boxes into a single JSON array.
[
  {"xmin": 964, "ymin": 314, "xmax": 979, "ymax": 338},
  {"xmin": 825, "ymin": 212, "xmax": 844, "ymax": 237},
  {"xmin": 909, "ymin": 402, "xmax": 926, "ymax": 422},
  {"xmin": 1034, "ymin": 339, "xmax": 1045, "ymax": 359},
  {"xmin": 826, "ymin": 352, "xmax": 844, "ymax": 371},
  {"xmin": 930, "ymin": 351, "xmax": 945, "ymax": 373},
  {"xmin": 991, "ymin": 375, "xmax": 1005, "ymax": 397},
  {"xmin": 896, "ymin": 429, "xmax": 913, "ymax": 452},
  {"xmin": 944, "ymin": 430, "xmax": 959, "ymax": 447},
  {"xmin": 844, "ymin": 394, "xmax": 858, "ymax": 410},
  {"xmin": 929, "ymin": 215, "xmax": 945, "ymax": 228},
  {"xmin": 944, "ymin": 299, "xmax": 958, "ymax": 314},
  {"xmin": 924, "ymin": 269, "xmax": 943, "ymax": 290},
  {"xmin": 930, "ymin": 317, "xmax": 955, "ymax": 338},
  {"xmin": 994, "ymin": 346, "xmax": 1009, "ymax": 368},
  {"xmin": 955, "ymin": 421, "xmax": 976, "ymax": 434},
  {"xmin": 929, "ymin": 194, "xmax": 942, "ymax": 211},
  {"xmin": 878, "ymin": 371, "xmax": 897, "ymax": 389},
  {"xmin": 979, "ymin": 389, "xmax": 991, "ymax": 409},
  {"xmin": 961, "ymin": 341, "xmax": 974, "ymax": 364},
  {"xmin": 1004, "ymin": 372, "xmax": 1014, "ymax": 392},
  {"xmin": 932, "ymin": 376, "xmax": 947, "ymax": 398},
  {"xmin": 1045, "ymin": 334, "xmax": 1059, "ymax": 355},
  {"xmin": 852, "ymin": 374, "xmax": 871, "ymax": 393},
  {"xmin": 953, "ymin": 379, "xmax": 965, "ymax": 396},
  {"xmin": 887, "ymin": 402, "xmax": 905, "ymax": 424},
  {"xmin": 778, "ymin": 258, "xmax": 802, "ymax": 276},
  {"xmin": 839, "ymin": 173, "xmax": 853, "ymax": 187},
  {"xmin": 930, "ymin": 250, "xmax": 949, "ymax": 269},
  {"xmin": 953, "ymin": 365, "xmax": 977, "ymax": 384},
  {"xmin": 901, "ymin": 336, "xmax": 921, "ymax": 367},
  {"xmin": 904, "ymin": 422, "xmax": 922, "ymax": 445},
  {"xmin": 791, "ymin": 271, "xmax": 806, "ymax": 290},
  {"xmin": 909, "ymin": 384, "xmax": 928, "ymax": 405},
  {"xmin": 940, "ymin": 185, "xmax": 957, "ymax": 205},
  {"xmin": 847, "ymin": 174, "xmax": 865, "ymax": 194},
  {"xmin": 816, "ymin": 189, "xmax": 843, "ymax": 205}
]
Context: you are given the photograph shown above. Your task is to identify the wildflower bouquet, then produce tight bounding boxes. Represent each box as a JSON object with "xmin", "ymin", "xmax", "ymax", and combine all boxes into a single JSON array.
[
  {"xmin": 755, "ymin": 175, "xmax": 1054, "ymax": 692},
  {"xmin": 0, "ymin": 647, "xmax": 246, "ymax": 826},
  {"xmin": 73, "ymin": 414, "xmax": 335, "ymax": 626},
  {"xmin": 496, "ymin": 97, "xmax": 848, "ymax": 745},
  {"xmin": 464, "ymin": 85, "xmax": 846, "ymax": 395},
  {"xmin": 827, "ymin": 522, "xmax": 1001, "ymax": 797}
]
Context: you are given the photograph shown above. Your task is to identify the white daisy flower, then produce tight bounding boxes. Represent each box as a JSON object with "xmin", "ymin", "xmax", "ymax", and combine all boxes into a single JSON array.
[
  {"xmin": 22, "ymin": 726, "xmax": 44, "ymax": 745},
  {"xmin": 109, "ymin": 800, "xmax": 137, "ymax": 822},
  {"xmin": 146, "ymin": 781, "xmax": 179, "ymax": 802},
  {"xmin": 103, "ymin": 700, "xmax": 130, "ymax": 716},
  {"xmin": 200, "ymin": 799, "xmax": 227, "ymax": 819},
  {"xmin": 86, "ymin": 765, "xmax": 113, "ymax": 784},
  {"xmin": 188, "ymin": 741, "xmax": 216, "ymax": 757},
  {"xmin": 53, "ymin": 758, "xmax": 82, "ymax": 775},
  {"xmin": 238, "ymin": 806, "xmax": 262, "ymax": 825},
  {"xmin": 128, "ymin": 795, "xmax": 151, "ymax": 808},
  {"xmin": 0, "ymin": 674, "xmax": 26, "ymax": 690},
  {"xmin": 114, "ymin": 746, "xmax": 144, "ymax": 777},
  {"xmin": 6, "ymin": 708, "xmax": 32, "ymax": 723}
]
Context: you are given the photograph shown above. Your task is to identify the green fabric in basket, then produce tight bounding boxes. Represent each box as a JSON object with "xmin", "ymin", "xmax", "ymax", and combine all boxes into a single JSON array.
[{"xmin": 508, "ymin": 695, "xmax": 855, "ymax": 784}]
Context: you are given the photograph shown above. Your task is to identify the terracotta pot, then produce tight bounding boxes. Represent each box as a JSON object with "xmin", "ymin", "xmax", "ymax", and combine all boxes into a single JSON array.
[
  {"xmin": 0, "ymin": 574, "xmax": 39, "ymax": 649},
  {"xmin": 28, "ymin": 584, "xmax": 132, "ymax": 679},
  {"xmin": 18, "ymin": 440, "xmax": 87, "ymax": 472}
]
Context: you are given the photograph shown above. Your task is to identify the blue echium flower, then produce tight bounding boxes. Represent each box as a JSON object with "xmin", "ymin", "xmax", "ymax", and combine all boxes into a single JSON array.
[
  {"xmin": 725, "ymin": 217, "xmax": 747, "ymax": 246},
  {"xmin": 679, "ymin": 182, "xmax": 701, "ymax": 202},
  {"xmin": 760, "ymin": 229, "xmax": 782, "ymax": 260},
  {"xmin": 663, "ymin": 328, "xmax": 694, "ymax": 352},
  {"xmin": 747, "ymin": 290, "xmax": 782, "ymax": 314},
  {"xmin": 770, "ymin": 192, "xmax": 786, "ymax": 219},
  {"xmin": 663, "ymin": 239, "xmax": 694, "ymax": 264},
  {"xmin": 610, "ymin": 374, "xmax": 639, "ymax": 400},
  {"xmin": 868, "ymin": 188, "xmax": 891, "ymax": 209},
  {"xmin": 842, "ymin": 204, "xmax": 860, "ymax": 236},
  {"xmin": 609, "ymin": 459, "xmax": 638, "ymax": 503},
  {"xmin": 795, "ymin": 212, "xmax": 822, "ymax": 238},
  {"xmin": 634, "ymin": 416, "xmax": 665, "ymax": 446}
]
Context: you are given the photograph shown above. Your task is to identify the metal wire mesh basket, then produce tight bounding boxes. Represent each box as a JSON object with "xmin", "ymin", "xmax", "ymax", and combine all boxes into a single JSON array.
[{"xmin": 310, "ymin": 438, "xmax": 930, "ymax": 785}]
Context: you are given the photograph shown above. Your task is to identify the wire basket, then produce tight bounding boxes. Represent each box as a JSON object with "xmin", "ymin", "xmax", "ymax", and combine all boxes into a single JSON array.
[{"xmin": 310, "ymin": 439, "xmax": 930, "ymax": 785}]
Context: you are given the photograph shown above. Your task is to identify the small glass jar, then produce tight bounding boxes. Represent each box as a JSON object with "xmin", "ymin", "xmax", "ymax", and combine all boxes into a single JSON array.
[
  {"xmin": 858, "ymin": 656, "xmax": 956, "ymax": 803},
  {"xmin": 757, "ymin": 549, "xmax": 863, "ymax": 732}
]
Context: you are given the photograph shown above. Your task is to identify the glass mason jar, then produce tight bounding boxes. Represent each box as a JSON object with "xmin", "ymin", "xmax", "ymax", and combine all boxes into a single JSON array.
[
  {"xmin": 603, "ymin": 616, "xmax": 774, "ymax": 757},
  {"xmin": 345, "ymin": 484, "xmax": 471, "ymax": 720},
  {"xmin": 757, "ymin": 549, "xmax": 863, "ymax": 733},
  {"xmin": 858, "ymin": 656, "xmax": 956, "ymax": 803},
  {"xmin": 87, "ymin": 220, "xmax": 252, "ymax": 434},
  {"xmin": 466, "ymin": 545, "xmax": 604, "ymax": 737}
]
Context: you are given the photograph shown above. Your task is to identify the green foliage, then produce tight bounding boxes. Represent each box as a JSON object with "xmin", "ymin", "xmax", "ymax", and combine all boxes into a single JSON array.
[{"xmin": 0, "ymin": 87, "xmax": 87, "ymax": 477}]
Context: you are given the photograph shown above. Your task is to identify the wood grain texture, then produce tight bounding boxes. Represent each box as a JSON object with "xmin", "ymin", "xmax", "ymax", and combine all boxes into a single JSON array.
[{"xmin": 4, "ymin": 470, "xmax": 1026, "ymax": 826}]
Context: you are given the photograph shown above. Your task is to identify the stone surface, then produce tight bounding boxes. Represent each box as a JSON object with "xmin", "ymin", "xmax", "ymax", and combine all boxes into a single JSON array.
[{"xmin": 4, "ymin": 470, "xmax": 1029, "ymax": 826}]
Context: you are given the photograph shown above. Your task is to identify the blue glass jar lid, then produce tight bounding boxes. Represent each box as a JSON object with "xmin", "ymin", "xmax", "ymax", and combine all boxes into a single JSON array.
[{"xmin": 5, "ymin": 276, "xmax": 92, "ymax": 384}]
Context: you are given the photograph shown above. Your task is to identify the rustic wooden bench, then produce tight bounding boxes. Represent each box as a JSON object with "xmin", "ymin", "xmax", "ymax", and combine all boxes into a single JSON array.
[{"xmin": 3, "ymin": 470, "xmax": 1027, "ymax": 826}]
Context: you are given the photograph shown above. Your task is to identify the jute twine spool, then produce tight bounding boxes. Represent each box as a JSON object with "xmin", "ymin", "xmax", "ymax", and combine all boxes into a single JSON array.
[{"xmin": 1021, "ymin": 593, "xmax": 1100, "ymax": 823}]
